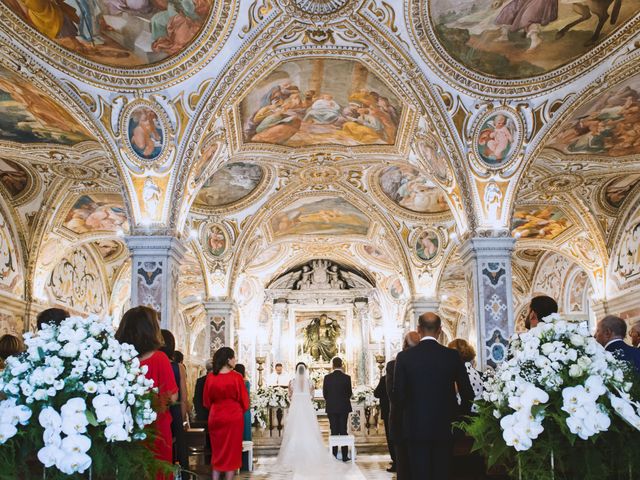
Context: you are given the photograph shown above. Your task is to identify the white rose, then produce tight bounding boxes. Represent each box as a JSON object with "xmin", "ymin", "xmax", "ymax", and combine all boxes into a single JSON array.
[
  {"xmin": 84, "ymin": 382, "xmax": 98, "ymax": 394},
  {"xmin": 569, "ymin": 364, "xmax": 583, "ymax": 378}
]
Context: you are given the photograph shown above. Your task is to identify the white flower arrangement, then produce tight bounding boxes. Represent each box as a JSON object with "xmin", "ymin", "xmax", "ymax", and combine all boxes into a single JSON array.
[
  {"xmin": 0, "ymin": 315, "xmax": 158, "ymax": 476},
  {"xmin": 483, "ymin": 314, "xmax": 640, "ymax": 452},
  {"xmin": 251, "ymin": 385, "xmax": 290, "ymax": 429},
  {"xmin": 352, "ymin": 385, "xmax": 378, "ymax": 407}
]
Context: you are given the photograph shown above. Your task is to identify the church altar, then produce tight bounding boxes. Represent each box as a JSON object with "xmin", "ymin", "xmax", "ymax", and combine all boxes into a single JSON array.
[{"xmin": 239, "ymin": 259, "xmax": 394, "ymax": 389}]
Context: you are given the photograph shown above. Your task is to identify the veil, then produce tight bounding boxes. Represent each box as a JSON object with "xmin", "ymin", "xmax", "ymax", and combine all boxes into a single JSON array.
[{"xmin": 291, "ymin": 363, "xmax": 312, "ymax": 396}]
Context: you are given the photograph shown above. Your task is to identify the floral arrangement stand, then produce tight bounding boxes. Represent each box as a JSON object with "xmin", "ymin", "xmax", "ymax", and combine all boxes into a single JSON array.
[
  {"xmin": 251, "ymin": 386, "xmax": 290, "ymax": 436},
  {"xmin": 0, "ymin": 316, "xmax": 169, "ymax": 480},
  {"xmin": 463, "ymin": 314, "xmax": 640, "ymax": 480}
]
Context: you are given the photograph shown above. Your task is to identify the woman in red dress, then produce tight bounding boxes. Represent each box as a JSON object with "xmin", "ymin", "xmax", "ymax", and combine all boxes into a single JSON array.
[
  {"xmin": 203, "ymin": 347, "xmax": 250, "ymax": 480},
  {"xmin": 116, "ymin": 306, "xmax": 178, "ymax": 480}
]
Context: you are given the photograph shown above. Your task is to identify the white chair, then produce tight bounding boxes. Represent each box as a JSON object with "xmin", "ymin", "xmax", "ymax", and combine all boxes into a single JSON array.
[
  {"xmin": 328, "ymin": 435, "xmax": 356, "ymax": 464},
  {"xmin": 242, "ymin": 440, "xmax": 254, "ymax": 472}
]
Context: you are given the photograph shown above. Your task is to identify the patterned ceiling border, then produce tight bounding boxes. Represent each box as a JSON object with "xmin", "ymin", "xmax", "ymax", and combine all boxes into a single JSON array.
[
  {"xmin": 407, "ymin": 0, "xmax": 640, "ymax": 98},
  {"xmin": 0, "ymin": 0, "xmax": 238, "ymax": 89}
]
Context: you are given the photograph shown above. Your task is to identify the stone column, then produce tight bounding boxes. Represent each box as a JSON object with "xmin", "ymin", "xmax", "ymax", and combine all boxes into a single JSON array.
[
  {"xmin": 272, "ymin": 298, "xmax": 288, "ymax": 362},
  {"xmin": 408, "ymin": 297, "xmax": 441, "ymax": 330},
  {"xmin": 204, "ymin": 298, "xmax": 233, "ymax": 355},
  {"xmin": 460, "ymin": 237, "xmax": 516, "ymax": 369},
  {"xmin": 354, "ymin": 298, "xmax": 369, "ymax": 385},
  {"xmin": 126, "ymin": 235, "xmax": 185, "ymax": 331}
]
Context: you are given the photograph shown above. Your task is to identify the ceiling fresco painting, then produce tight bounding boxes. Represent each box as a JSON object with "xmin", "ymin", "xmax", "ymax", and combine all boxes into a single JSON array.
[
  {"xmin": 1, "ymin": 0, "xmax": 213, "ymax": 66},
  {"xmin": 63, "ymin": 194, "xmax": 129, "ymax": 234},
  {"xmin": 603, "ymin": 174, "xmax": 640, "ymax": 208},
  {"xmin": 378, "ymin": 165, "xmax": 448, "ymax": 214},
  {"xmin": 547, "ymin": 74, "xmax": 640, "ymax": 156},
  {"xmin": 240, "ymin": 59, "xmax": 402, "ymax": 147},
  {"xmin": 512, "ymin": 206, "xmax": 573, "ymax": 239},
  {"xmin": 270, "ymin": 197, "xmax": 370, "ymax": 238},
  {"xmin": 431, "ymin": 0, "xmax": 640, "ymax": 78},
  {"xmin": 0, "ymin": 66, "xmax": 93, "ymax": 145},
  {"xmin": 194, "ymin": 162, "xmax": 263, "ymax": 208},
  {"xmin": 93, "ymin": 240, "xmax": 124, "ymax": 262},
  {"xmin": 0, "ymin": 158, "xmax": 30, "ymax": 198}
]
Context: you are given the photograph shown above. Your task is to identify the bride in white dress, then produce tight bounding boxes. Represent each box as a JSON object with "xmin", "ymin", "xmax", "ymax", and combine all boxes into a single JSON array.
[{"xmin": 276, "ymin": 362, "xmax": 360, "ymax": 479}]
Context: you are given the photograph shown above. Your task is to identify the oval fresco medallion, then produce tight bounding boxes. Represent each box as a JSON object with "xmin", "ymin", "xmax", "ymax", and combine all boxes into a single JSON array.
[
  {"xmin": 0, "ymin": 0, "xmax": 215, "ymax": 68},
  {"xmin": 204, "ymin": 224, "xmax": 228, "ymax": 258},
  {"xmin": 125, "ymin": 104, "xmax": 166, "ymax": 161},
  {"xmin": 602, "ymin": 174, "xmax": 640, "ymax": 208},
  {"xmin": 388, "ymin": 277, "xmax": 405, "ymax": 300},
  {"xmin": 378, "ymin": 165, "xmax": 448, "ymax": 214},
  {"xmin": 194, "ymin": 162, "xmax": 264, "ymax": 209},
  {"xmin": 427, "ymin": 0, "xmax": 640, "ymax": 79},
  {"xmin": 415, "ymin": 229, "xmax": 439, "ymax": 262},
  {"xmin": 473, "ymin": 109, "xmax": 522, "ymax": 168}
]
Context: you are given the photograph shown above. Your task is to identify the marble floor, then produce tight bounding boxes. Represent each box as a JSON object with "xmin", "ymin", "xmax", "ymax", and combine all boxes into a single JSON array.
[
  {"xmin": 189, "ymin": 455, "xmax": 396, "ymax": 479},
  {"xmin": 238, "ymin": 455, "xmax": 394, "ymax": 479}
]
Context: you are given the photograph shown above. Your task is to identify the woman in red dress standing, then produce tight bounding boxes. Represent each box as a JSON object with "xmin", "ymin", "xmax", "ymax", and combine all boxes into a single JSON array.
[
  {"xmin": 116, "ymin": 306, "xmax": 178, "ymax": 479},
  {"xmin": 203, "ymin": 347, "xmax": 249, "ymax": 480}
]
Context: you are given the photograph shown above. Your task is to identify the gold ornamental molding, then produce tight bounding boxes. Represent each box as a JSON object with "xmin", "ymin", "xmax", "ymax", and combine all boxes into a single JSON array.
[
  {"xmin": 407, "ymin": 0, "xmax": 640, "ymax": 98},
  {"xmin": 0, "ymin": 0, "xmax": 237, "ymax": 90}
]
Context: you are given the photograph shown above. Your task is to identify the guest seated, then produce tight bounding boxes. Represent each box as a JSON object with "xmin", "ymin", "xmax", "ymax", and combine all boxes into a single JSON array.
[
  {"xmin": 0, "ymin": 334, "xmax": 24, "ymax": 371},
  {"xmin": 266, "ymin": 363, "xmax": 289, "ymax": 387},
  {"xmin": 36, "ymin": 308, "xmax": 69, "ymax": 330},
  {"xmin": 525, "ymin": 295, "xmax": 558, "ymax": 330},
  {"xmin": 595, "ymin": 315, "xmax": 640, "ymax": 373}
]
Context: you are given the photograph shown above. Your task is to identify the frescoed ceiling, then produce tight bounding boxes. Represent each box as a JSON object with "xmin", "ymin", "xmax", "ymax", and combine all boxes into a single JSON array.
[{"xmin": 0, "ymin": 0, "xmax": 638, "ymax": 326}]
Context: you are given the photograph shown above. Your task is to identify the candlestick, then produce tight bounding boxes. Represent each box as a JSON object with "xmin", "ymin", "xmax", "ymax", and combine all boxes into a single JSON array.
[{"xmin": 256, "ymin": 356, "xmax": 266, "ymax": 388}]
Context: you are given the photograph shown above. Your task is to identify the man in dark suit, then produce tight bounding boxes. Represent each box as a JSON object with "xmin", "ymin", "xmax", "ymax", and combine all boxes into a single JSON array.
[
  {"xmin": 393, "ymin": 312, "xmax": 474, "ymax": 480},
  {"xmin": 374, "ymin": 371, "xmax": 394, "ymax": 472},
  {"xmin": 386, "ymin": 331, "xmax": 421, "ymax": 478},
  {"xmin": 595, "ymin": 315, "xmax": 640, "ymax": 374},
  {"xmin": 193, "ymin": 360, "xmax": 213, "ymax": 464},
  {"xmin": 323, "ymin": 357, "xmax": 353, "ymax": 461}
]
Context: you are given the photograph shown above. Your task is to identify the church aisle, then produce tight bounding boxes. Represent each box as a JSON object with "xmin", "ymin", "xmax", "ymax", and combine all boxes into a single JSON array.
[{"xmin": 235, "ymin": 454, "xmax": 394, "ymax": 479}]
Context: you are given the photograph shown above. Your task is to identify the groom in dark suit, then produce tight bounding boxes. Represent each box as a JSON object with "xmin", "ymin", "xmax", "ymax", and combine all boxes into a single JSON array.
[
  {"xmin": 393, "ymin": 312, "xmax": 474, "ymax": 480},
  {"xmin": 323, "ymin": 357, "xmax": 353, "ymax": 461}
]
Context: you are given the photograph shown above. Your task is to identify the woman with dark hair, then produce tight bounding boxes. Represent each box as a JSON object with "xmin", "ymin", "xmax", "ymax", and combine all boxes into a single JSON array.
[
  {"xmin": 116, "ymin": 307, "xmax": 178, "ymax": 479},
  {"xmin": 160, "ymin": 330, "xmax": 189, "ymax": 471},
  {"xmin": 203, "ymin": 347, "xmax": 249, "ymax": 480},
  {"xmin": 0, "ymin": 334, "xmax": 24, "ymax": 371},
  {"xmin": 234, "ymin": 363, "xmax": 252, "ymax": 471}
]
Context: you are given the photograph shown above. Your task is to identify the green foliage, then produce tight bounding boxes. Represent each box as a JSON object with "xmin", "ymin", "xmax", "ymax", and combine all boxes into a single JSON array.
[{"xmin": 461, "ymin": 402, "xmax": 640, "ymax": 480}]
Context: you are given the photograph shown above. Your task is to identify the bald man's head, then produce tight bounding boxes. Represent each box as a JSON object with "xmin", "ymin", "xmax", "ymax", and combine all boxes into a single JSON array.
[
  {"xmin": 418, "ymin": 312, "xmax": 442, "ymax": 338},
  {"xmin": 403, "ymin": 331, "xmax": 421, "ymax": 350}
]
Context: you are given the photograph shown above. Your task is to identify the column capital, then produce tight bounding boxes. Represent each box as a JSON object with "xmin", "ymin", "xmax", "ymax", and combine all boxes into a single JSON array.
[
  {"xmin": 203, "ymin": 298, "xmax": 233, "ymax": 314},
  {"xmin": 459, "ymin": 236, "xmax": 516, "ymax": 263},
  {"xmin": 410, "ymin": 296, "xmax": 441, "ymax": 312},
  {"xmin": 125, "ymin": 235, "xmax": 186, "ymax": 260}
]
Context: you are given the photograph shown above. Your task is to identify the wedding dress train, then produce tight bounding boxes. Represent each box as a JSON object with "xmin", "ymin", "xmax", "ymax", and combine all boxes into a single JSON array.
[{"xmin": 275, "ymin": 366, "xmax": 364, "ymax": 479}]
